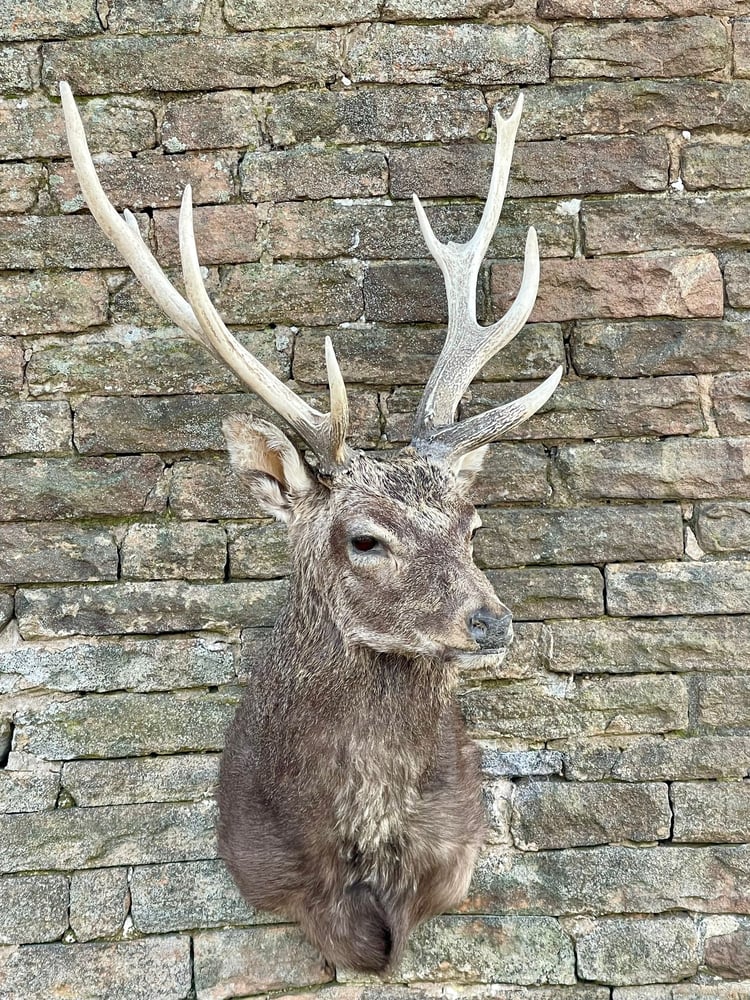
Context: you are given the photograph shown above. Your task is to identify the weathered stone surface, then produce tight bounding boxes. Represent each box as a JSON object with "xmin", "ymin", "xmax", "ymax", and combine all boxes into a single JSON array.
[
  {"xmin": 733, "ymin": 18, "xmax": 750, "ymax": 76},
  {"xmin": 347, "ymin": 23, "xmax": 548, "ymax": 86},
  {"xmin": 573, "ymin": 916, "xmax": 700, "ymax": 986},
  {"xmin": 456, "ymin": 623, "xmax": 553, "ymax": 684},
  {"xmin": 0, "ymin": 455, "xmax": 166, "ymax": 521},
  {"xmin": 193, "ymin": 926, "xmax": 332, "ymax": 999},
  {"xmin": 241, "ymin": 147, "xmax": 387, "ymax": 202},
  {"xmin": 475, "ymin": 506, "xmax": 683, "ymax": 568},
  {"xmin": 0, "ymin": 271, "xmax": 108, "ymax": 336},
  {"xmin": 696, "ymin": 502, "xmax": 750, "ymax": 553},
  {"xmin": 540, "ymin": 0, "xmax": 737, "ymax": 14},
  {"xmin": 365, "ymin": 261, "xmax": 486, "ymax": 325},
  {"xmin": 696, "ymin": 676, "xmax": 750, "ymax": 728},
  {"xmin": 0, "ymin": 874, "xmax": 68, "ymax": 944},
  {"xmin": 548, "ymin": 616, "xmax": 750, "ymax": 674},
  {"xmin": 672, "ymin": 782, "xmax": 750, "ymax": 843},
  {"xmin": 0, "ymin": 799, "xmax": 217, "ymax": 873},
  {"xmin": 468, "ymin": 844, "xmax": 750, "ymax": 916},
  {"xmin": 0, "ymin": 339, "xmax": 21, "ymax": 394},
  {"xmin": 556, "ymin": 438, "xmax": 750, "ymax": 501},
  {"xmin": 0, "ymin": 937, "xmax": 192, "ymax": 1000},
  {"xmin": 491, "ymin": 254, "xmax": 723, "ymax": 322},
  {"xmin": 725, "ymin": 254, "xmax": 750, "ymax": 307},
  {"xmin": 0, "ymin": 400, "xmax": 71, "ymax": 457},
  {"xmin": 27, "ymin": 326, "xmax": 292, "ymax": 397},
  {"xmin": 0, "ymin": 0, "xmax": 99, "ymax": 39},
  {"xmin": 0, "ymin": 162, "xmax": 42, "ymax": 212},
  {"xmin": 70, "ymin": 868, "xmax": 129, "ymax": 942},
  {"xmin": 571, "ymin": 319, "xmax": 750, "ymax": 377},
  {"xmin": 121, "ymin": 522, "xmax": 227, "ymax": 581},
  {"xmin": 14, "ymin": 690, "xmax": 238, "ymax": 759},
  {"xmin": 0, "ymin": 634, "xmax": 235, "ymax": 695},
  {"xmin": 295, "ymin": 324, "xmax": 564, "ymax": 386},
  {"xmin": 552, "ymin": 17, "xmax": 727, "ymax": 78},
  {"xmin": 384, "ymin": 0, "xmax": 527, "ymax": 14},
  {"xmin": 131, "ymin": 860, "xmax": 267, "ymax": 933},
  {"xmin": 606, "ymin": 560, "xmax": 750, "ymax": 617},
  {"xmin": 462, "ymin": 445, "xmax": 551, "ymax": 505},
  {"xmin": 62, "ymin": 755, "xmax": 219, "ymax": 807},
  {"xmin": 225, "ymin": 0, "xmax": 379, "ymax": 27},
  {"xmin": 154, "ymin": 204, "xmax": 260, "ymax": 266},
  {"xmin": 170, "ymin": 458, "xmax": 266, "ymax": 519},
  {"xmin": 461, "ymin": 674, "xmax": 688, "ymax": 741},
  {"xmin": 0, "ymin": 212, "xmax": 148, "ymax": 270},
  {"xmin": 391, "ymin": 135, "xmax": 669, "ymax": 199},
  {"xmin": 481, "ymin": 747, "xmax": 564, "ymax": 779},
  {"xmin": 465, "ymin": 376, "xmax": 704, "ymax": 441},
  {"xmin": 161, "ymin": 89, "xmax": 261, "ymax": 152},
  {"xmin": 50, "ymin": 150, "xmax": 234, "ymax": 213},
  {"xmin": 704, "ymin": 917, "xmax": 750, "ymax": 979},
  {"xmin": 395, "ymin": 916, "xmax": 575, "ymax": 985},
  {"xmin": 511, "ymin": 781, "xmax": 670, "ymax": 851},
  {"xmin": 42, "ymin": 33, "xmax": 339, "ymax": 94},
  {"xmin": 267, "ymin": 86, "xmax": 488, "ymax": 145},
  {"xmin": 0, "ymin": 766, "xmax": 60, "ymax": 812},
  {"xmin": 101, "ymin": 0, "xmax": 204, "ymax": 33},
  {"xmin": 488, "ymin": 566, "xmax": 604, "ymax": 620},
  {"xmin": 682, "ymin": 139, "xmax": 750, "ymax": 190},
  {"xmin": 0, "ymin": 523, "xmax": 117, "ymax": 584},
  {"xmin": 227, "ymin": 523, "xmax": 290, "ymax": 579},
  {"xmin": 16, "ymin": 580, "xmax": 285, "ymax": 638},
  {"xmin": 713, "ymin": 372, "xmax": 750, "ymax": 436},
  {"xmin": 562, "ymin": 736, "xmax": 750, "ymax": 782}
]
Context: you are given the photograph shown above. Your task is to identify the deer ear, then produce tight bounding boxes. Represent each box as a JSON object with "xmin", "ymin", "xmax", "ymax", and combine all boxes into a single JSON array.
[
  {"xmin": 449, "ymin": 444, "xmax": 489, "ymax": 495},
  {"xmin": 222, "ymin": 415, "xmax": 318, "ymax": 523}
]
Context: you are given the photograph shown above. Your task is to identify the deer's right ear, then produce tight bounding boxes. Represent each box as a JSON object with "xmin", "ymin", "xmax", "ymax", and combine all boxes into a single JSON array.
[{"xmin": 222, "ymin": 415, "xmax": 319, "ymax": 523}]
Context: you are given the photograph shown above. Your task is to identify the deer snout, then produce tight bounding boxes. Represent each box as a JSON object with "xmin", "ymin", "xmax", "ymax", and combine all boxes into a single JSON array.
[{"xmin": 467, "ymin": 608, "xmax": 514, "ymax": 650}]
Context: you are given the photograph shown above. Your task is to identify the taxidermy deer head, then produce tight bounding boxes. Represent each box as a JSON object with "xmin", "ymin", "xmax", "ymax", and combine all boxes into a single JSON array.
[{"xmin": 61, "ymin": 82, "xmax": 561, "ymax": 974}]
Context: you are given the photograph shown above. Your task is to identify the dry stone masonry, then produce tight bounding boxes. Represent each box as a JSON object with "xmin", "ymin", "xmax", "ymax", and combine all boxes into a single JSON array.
[{"xmin": 0, "ymin": 0, "xmax": 749, "ymax": 997}]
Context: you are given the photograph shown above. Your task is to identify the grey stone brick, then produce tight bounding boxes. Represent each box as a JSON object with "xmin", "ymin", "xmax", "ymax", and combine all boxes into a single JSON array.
[
  {"xmin": 226, "ymin": 0, "xmax": 379, "ymax": 27},
  {"xmin": 0, "ymin": 0, "xmax": 99, "ymax": 39},
  {"xmin": 606, "ymin": 560, "xmax": 750, "ymax": 617},
  {"xmin": 0, "ymin": 590, "xmax": 12, "ymax": 631},
  {"xmin": 0, "ymin": 339, "xmax": 22, "ymax": 394},
  {"xmin": 0, "ymin": 766, "xmax": 60, "ymax": 812},
  {"xmin": 464, "ymin": 444, "xmax": 552, "ymax": 505},
  {"xmin": 193, "ymin": 926, "xmax": 332, "ymax": 998},
  {"xmin": 121, "ymin": 522, "xmax": 227, "ymax": 581},
  {"xmin": 62, "ymin": 755, "xmax": 220, "ymax": 807},
  {"xmin": 14, "ymin": 690, "xmax": 238, "ymax": 759},
  {"xmin": 161, "ymin": 89, "xmax": 261, "ymax": 152},
  {"xmin": 0, "ymin": 400, "xmax": 71, "ymax": 457},
  {"xmin": 170, "ymin": 458, "xmax": 267, "ymax": 519},
  {"xmin": 703, "ymin": 916, "xmax": 750, "ymax": 979},
  {"xmin": 713, "ymin": 372, "xmax": 750, "ymax": 436},
  {"xmin": 725, "ymin": 254, "xmax": 750, "ymax": 308},
  {"xmin": 481, "ymin": 747, "xmax": 564, "ymax": 780},
  {"xmin": 0, "ymin": 162, "xmax": 43, "ymax": 212},
  {"xmin": 696, "ymin": 502, "xmax": 750, "ymax": 553},
  {"xmin": 228, "ymin": 522, "xmax": 290, "ymax": 579},
  {"xmin": 364, "ymin": 260, "xmax": 484, "ymax": 325},
  {"xmin": 574, "ymin": 916, "xmax": 700, "ymax": 986},
  {"xmin": 70, "ymin": 868, "xmax": 129, "ymax": 942},
  {"xmin": 612, "ymin": 987, "xmax": 750, "ymax": 1000},
  {"xmin": 240, "ymin": 147, "xmax": 388, "ymax": 202},
  {"xmin": 563, "ymin": 736, "xmax": 750, "ymax": 782},
  {"xmin": 0, "ymin": 523, "xmax": 117, "ymax": 584},
  {"xmin": 0, "ymin": 937, "xmax": 191, "ymax": 1000},
  {"xmin": 0, "ymin": 212, "xmax": 151, "ymax": 270},
  {"xmin": 682, "ymin": 139, "xmax": 750, "ymax": 190},
  {"xmin": 696, "ymin": 676, "xmax": 750, "ymax": 728},
  {"xmin": 487, "ymin": 566, "xmax": 604, "ymax": 620},
  {"xmin": 511, "ymin": 781, "xmax": 671, "ymax": 850},
  {"xmin": 733, "ymin": 17, "xmax": 750, "ymax": 76},
  {"xmin": 672, "ymin": 782, "xmax": 750, "ymax": 843},
  {"xmin": 540, "ymin": 0, "xmax": 734, "ymax": 13},
  {"xmin": 154, "ymin": 203, "xmax": 260, "ymax": 266},
  {"xmin": 0, "ymin": 874, "xmax": 68, "ymax": 944},
  {"xmin": 0, "ymin": 455, "xmax": 166, "ymax": 521},
  {"xmin": 0, "ymin": 271, "xmax": 109, "ymax": 336},
  {"xmin": 102, "ymin": 0, "xmax": 204, "ymax": 33}
]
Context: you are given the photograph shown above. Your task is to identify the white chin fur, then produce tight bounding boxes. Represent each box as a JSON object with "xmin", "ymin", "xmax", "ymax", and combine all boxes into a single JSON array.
[{"xmin": 448, "ymin": 648, "xmax": 509, "ymax": 671}]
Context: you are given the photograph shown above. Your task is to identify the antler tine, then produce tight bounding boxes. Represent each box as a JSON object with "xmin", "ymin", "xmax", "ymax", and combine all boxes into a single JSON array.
[{"xmin": 61, "ymin": 80, "xmax": 351, "ymax": 470}]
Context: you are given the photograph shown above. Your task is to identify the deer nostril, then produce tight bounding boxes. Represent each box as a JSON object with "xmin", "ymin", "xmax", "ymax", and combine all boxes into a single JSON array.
[{"xmin": 467, "ymin": 608, "xmax": 513, "ymax": 648}]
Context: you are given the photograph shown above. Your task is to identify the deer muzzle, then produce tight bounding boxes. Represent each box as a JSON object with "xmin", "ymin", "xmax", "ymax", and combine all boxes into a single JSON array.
[{"xmin": 467, "ymin": 608, "xmax": 514, "ymax": 650}]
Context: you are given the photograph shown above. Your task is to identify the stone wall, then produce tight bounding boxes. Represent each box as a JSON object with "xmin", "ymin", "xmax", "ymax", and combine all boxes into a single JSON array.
[{"xmin": 1, "ymin": 1, "xmax": 749, "ymax": 997}]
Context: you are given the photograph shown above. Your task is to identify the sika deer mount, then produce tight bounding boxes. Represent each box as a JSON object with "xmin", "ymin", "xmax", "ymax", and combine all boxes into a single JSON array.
[{"xmin": 61, "ymin": 82, "xmax": 561, "ymax": 973}]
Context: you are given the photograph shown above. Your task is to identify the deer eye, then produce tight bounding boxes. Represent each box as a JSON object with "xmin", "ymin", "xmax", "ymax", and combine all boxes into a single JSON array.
[{"xmin": 350, "ymin": 535, "xmax": 381, "ymax": 553}]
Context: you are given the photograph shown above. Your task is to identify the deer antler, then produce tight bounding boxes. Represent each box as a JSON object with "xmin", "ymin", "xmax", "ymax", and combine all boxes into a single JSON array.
[
  {"xmin": 410, "ymin": 95, "xmax": 562, "ymax": 460},
  {"xmin": 59, "ymin": 81, "xmax": 351, "ymax": 471}
]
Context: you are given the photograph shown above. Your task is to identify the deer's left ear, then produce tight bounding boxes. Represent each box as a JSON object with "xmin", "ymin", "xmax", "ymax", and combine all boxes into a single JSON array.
[
  {"xmin": 449, "ymin": 444, "xmax": 489, "ymax": 495},
  {"xmin": 222, "ymin": 414, "xmax": 319, "ymax": 523}
]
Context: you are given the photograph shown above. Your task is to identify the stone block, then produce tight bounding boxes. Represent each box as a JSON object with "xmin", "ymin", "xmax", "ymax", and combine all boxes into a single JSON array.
[
  {"xmin": 563, "ymin": 736, "xmax": 750, "ymax": 782},
  {"xmin": 0, "ymin": 766, "xmax": 60, "ymax": 812},
  {"xmin": 725, "ymin": 254, "xmax": 750, "ymax": 308},
  {"xmin": 0, "ymin": 271, "xmax": 109, "ymax": 336},
  {"xmin": 682, "ymin": 139, "xmax": 750, "ymax": 190},
  {"xmin": 0, "ymin": 937, "xmax": 191, "ymax": 1000},
  {"xmin": 226, "ymin": 0, "xmax": 379, "ymax": 27},
  {"xmin": 130, "ymin": 859, "xmax": 268, "ymax": 933},
  {"xmin": 610, "ymin": 985, "xmax": 750, "ymax": 1000},
  {"xmin": 15, "ymin": 579, "xmax": 285, "ymax": 638},
  {"xmin": 547, "ymin": 615, "xmax": 750, "ymax": 674},
  {"xmin": 267, "ymin": 85, "xmax": 488, "ymax": 145},
  {"xmin": 481, "ymin": 747, "xmax": 564, "ymax": 779},
  {"xmin": 50, "ymin": 150, "xmax": 234, "ymax": 213},
  {"xmin": 552, "ymin": 17, "xmax": 727, "ymax": 78},
  {"xmin": 0, "ymin": 400, "xmax": 71, "ymax": 457},
  {"xmin": 0, "ymin": 0, "xmax": 99, "ymax": 39},
  {"xmin": 461, "ymin": 673, "xmax": 688, "ymax": 741},
  {"xmin": 696, "ymin": 502, "xmax": 750, "ymax": 553},
  {"xmin": 570, "ymin": 319, "xmax": 750, "ymax": 377},
  {"xmin": 70, "ymin": 868, "xmax": 129, "ymax": 942},
  {"xmin": 0, "ymin": 339, "xmax": 22, "ymax": 394},
  {"xmin": 101, "ymin": 0, "xmax": 204, "ymax": 33},
  {"xmin": 672, "ymin": 782, "xmax": 750, "ymax": 843},
  {"xmin": 346, "ymin": 23, "xmax": 549, "ymax": 86},
  {"xmin": 491, "ymin": 253, "xmax": 723, "ymax": 322},
  {"xmin": 364, "ymin": 261, "xmax": 480, "ymax": 325},
  {"xmin": 170, "ymin": 458, "xmax": 266, "ymax": 519},
  {"xmin": 395, "ymin": 915, "xmax": 575, "ymax": 985},
  {"xmin": 0, "ymin": 455, "xmax": 166, "ymax": 521},
  {"xmin": 456, "ymin": 622, "xmax": 553, "ymax": 684},
  {"xmin": 193, "ymin": 926, "xmax": 332, "ymax": 999},
  {"xmin": 227, "ymin": 523, "xmax": 290, "ymax": 579},
  {"xmin": 511, "ymin": 781, "xmax": 671, "ymax": 850},
  {"xmin": 467, "ymin": 844, "xmax": 750, "ymax": 916},
  {"xmin": 475, "ymin": 505, "xmax": 683, "ymax": 568},
  {"xmin": 241, "ymin": 147, "xmax": 388, "ymax": 202},
  {"xmin": 42, "ymin": 33, "xmax": 339, "ymax": 94},
  {"xmin": 606, "ymin": 560, "xmax": 750, "ymax": 616},
  {"xmin": 540, "ymin": 0, "xmax": 734, "ymax": 13},
  {"xmin": 556, "ymin": 438, "xmax": 750, "ymax": 501},
  {"xmin": 714, "ymin": 372, "xmax": 750, "ymax": 436},
  {"xmin": 121, "ymin": 522, "xmax": 227, "ymax": 581},
  {"xmin": 14, "ymin": 690, "xmax": 238, "ymax": 759},
  {"xmin": 734, "ymin": 18, "xmax": 750, "ymax": 76},
  {"xmin": 696, "ymin": 676, "xmax": 750, "ymax": 728},
  {"xmin": 62, "ymin": 755, "xmax": 220, "ymax": 807},
  {"xmin": 0, "ymin": 212, "xmax": 150, "ymax": 270},
  {"xmin": 161, "ymin": 89, "xmax": 261, "ymax": 152},
  {"xmin": 0, "ymin": 523, "xmax": 117, "ymax": 584},
  {"xmin": 573, "ymin": 916, "xmax": 700, "ymax": 986},
  {"xmin": 0, "ymin": 591, "xmax": 11, "ymax": 631},
  {"xmin": 0, "ymin": 634, "xmax": 235, "ymax": 696},
  {"xmin": 0, "ymin": 43, "xmax": 34, "ymax": 91},
  {"xmin": 0, "ymin": 799, "xmax": 217, "ymax": 873},
  {"xmin": 0, "ymin": 874, "xmax": 68, "ymax": 944},
  {"xmin": 703, "ymin": 916, "xmax": 750, "ymax": 979},
  {"xmin": 487, "ymin": 566, "xmax": 604, "ymax": 620},
  {"xmin": 154, "ymin": 204, "xmax": 260, "ymax": 266},
  {"xmin": 0, "ymin": 162, "xmax": 43, "ymax": 212}
]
